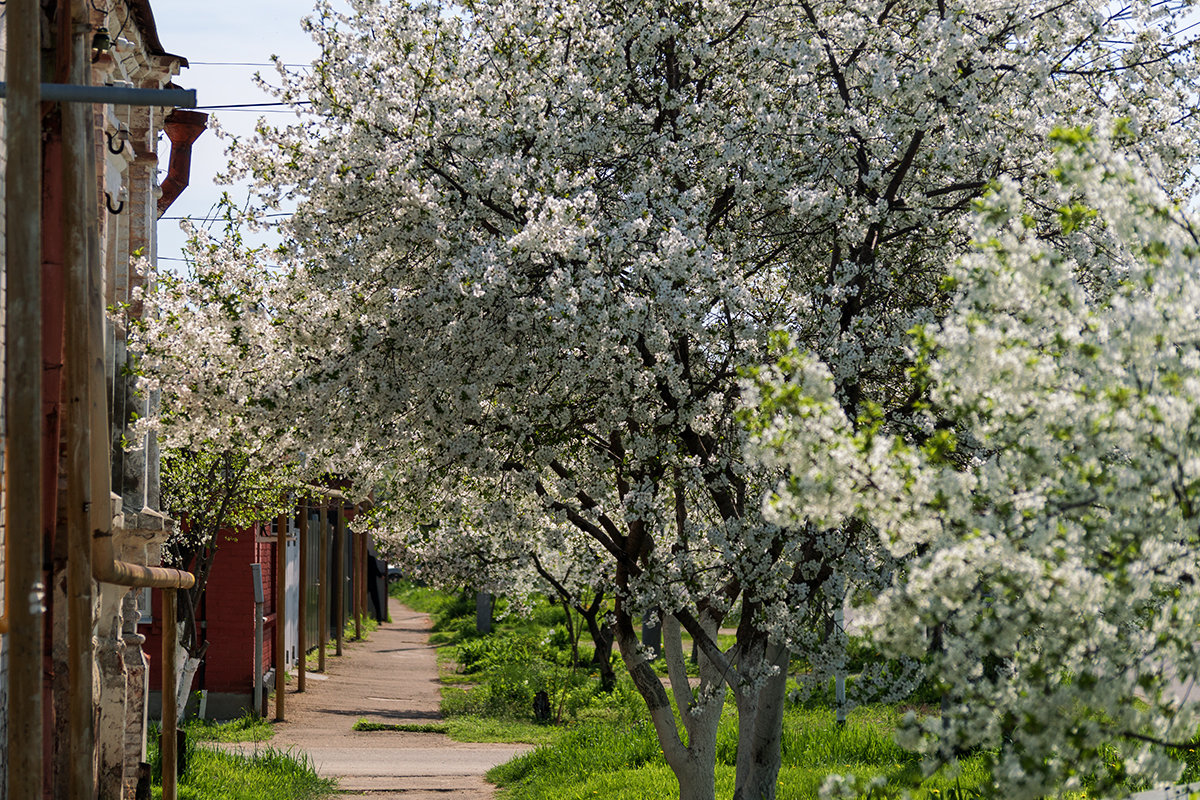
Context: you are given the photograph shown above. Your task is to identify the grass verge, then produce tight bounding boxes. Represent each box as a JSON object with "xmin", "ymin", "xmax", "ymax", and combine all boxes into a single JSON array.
[
  {"xmin": 184, "ymin": 712, "xmax": 273, "ymax": 743},
  {"xmin": 488, "ymin": 706, "xmax": 994, "ymax": 800},
  {"xmin": 353, "ymin": 718, "xmax": 450, "ymax": 733},
  {"xmin": 149, "ymin": 736, "xmax": 333, "ymax": 800}
]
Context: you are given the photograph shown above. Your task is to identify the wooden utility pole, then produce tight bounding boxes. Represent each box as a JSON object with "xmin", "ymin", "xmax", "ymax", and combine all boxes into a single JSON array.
[
  {"xmin": 317, "ymin": 503, "xmax": 328, "ymax": 672},
  {"xmin": 64, "ymin": 0, "xmax": 99, "ymax": 793},
  {"xmin": 162, "ymin": 592, "xmax": 179, "ymax": 800},
  {"xmin": 275, "ymin": 513, "xmax": 286, "ymax": 721},
  {"xmin": 5, "ymin": 1, "xmax": 44, "ymax": 798},
  {"xmin": 297, "ymin": 502, "xmax": 307, "ymax": 692}
]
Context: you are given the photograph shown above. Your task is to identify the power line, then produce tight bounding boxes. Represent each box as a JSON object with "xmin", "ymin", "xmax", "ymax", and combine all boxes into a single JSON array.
[
  {"xmin": 189, "ymin": 61, "xmax": 311, "ymax": 68},
  {"xmin": 159, "ymin": 213, "xmax": 292, "ymax": 220},
  {"xmin": 201, "ymin": 108, "xmax": 313, "ymax": 113},
  {"xmin": 194, "ymin": 101, "xmax": 312, "ymax": 110}
]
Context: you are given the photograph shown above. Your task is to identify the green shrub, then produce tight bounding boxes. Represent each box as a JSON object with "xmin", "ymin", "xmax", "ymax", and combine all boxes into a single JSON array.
[{"xmin": 455, "ymin": 631, "xmax": 546, "ymax": 674}]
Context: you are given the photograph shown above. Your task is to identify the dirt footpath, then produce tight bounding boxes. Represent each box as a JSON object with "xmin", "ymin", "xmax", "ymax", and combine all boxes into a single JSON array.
[{"xmin": 240, "ymin": 605, "xmax": 530, "ymax": 798}]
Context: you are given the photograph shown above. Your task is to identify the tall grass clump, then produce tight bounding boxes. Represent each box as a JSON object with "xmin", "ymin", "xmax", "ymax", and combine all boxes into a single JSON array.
[
  {"xmin": 147, "ymin": 728, "xmax": 333, "ymax": 800},
  {"xmin": 183, "ymin": 712, "xmax": 272, "ymax": 743},
  {"xmin": 490, "ymin": 719, "xmax": 665, "ymax": 791}
]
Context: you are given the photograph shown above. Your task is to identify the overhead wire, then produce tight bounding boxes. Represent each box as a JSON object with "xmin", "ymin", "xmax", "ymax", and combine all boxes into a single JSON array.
[
  {"xmin": 159, "ymin": 212, "xmax": 292, "ymax": 220},
  {"xmin": 193, "ymin": 101, "xmax": 312, "ymax": 110},
  {"xmin": 188, "ymin": 60, "xmax": 311, "ymax": 68}
]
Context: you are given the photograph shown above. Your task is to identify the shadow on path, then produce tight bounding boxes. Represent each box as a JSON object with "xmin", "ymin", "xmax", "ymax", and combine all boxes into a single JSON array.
[{"xmin": 224, "ymin": 605, "xmax": 529, "ymax": 799}]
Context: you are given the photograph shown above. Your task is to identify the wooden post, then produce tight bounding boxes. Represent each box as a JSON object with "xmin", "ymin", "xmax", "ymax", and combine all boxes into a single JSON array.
[
  {"xmin": 335, "ymin": 506, "xmax": 345, "ymax": 656},
  {"xmin": 162, "ymin": 591, "xmax": 179, "ymax": 800},
  {"xmin": 63, "ymin": 0, "xmax": 94, "ymax": 794},
  {"xmin": 317, "ymin": 503, "xmax": 328, "ymax": 672},
  {"xmin": 275, "ymin": 514, "xmax": 286, "ymax": 721},
  {"xmin": 353, "ymin": 529, "xmax": 362, "ymax": 640},
  {"xmin": 360, "ymin": 532, "xmax": 370, "ymax": 625},
  {"xmin": 6, "ymin": 1, "xmax": 45, "ymax": 798},
  {"xmin": 297, "ymin": 502, "xmax": 307, "ymax": 692}
]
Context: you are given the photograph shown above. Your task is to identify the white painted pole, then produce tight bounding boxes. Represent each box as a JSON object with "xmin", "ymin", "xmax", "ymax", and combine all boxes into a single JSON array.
[{"xmin": 835, "ymin": 604, "xmax": 846, "ymax": 727}]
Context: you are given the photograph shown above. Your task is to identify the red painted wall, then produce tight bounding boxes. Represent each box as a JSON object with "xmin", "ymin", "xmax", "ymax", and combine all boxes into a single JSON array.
[{"xmin": 145, "ymin": 523, "xmax": 279, "ymax": 694}]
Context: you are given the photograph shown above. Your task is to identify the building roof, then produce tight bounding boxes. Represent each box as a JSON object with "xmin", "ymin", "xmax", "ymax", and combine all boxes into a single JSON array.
[{"xmin": 127, "ymin": 0, "xmax": 189, "ymax": 67}]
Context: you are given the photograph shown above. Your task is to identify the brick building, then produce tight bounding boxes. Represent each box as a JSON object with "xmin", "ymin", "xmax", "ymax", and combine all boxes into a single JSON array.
[{"xmin": 0, "ymin": 1, "xmax": 204, "ymax": 797}]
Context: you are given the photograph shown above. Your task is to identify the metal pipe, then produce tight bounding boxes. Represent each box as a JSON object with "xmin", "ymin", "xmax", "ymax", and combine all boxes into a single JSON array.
[
  {"xmin": 92, "ymin": 552, "xmax": 196, "ymax": 589},
  {"xmin": 298, "ymin": 502, "xmax": 307, "ymax": 692},
  {"xmin": 335, "ymin": 507, "xmax": 345, "ymax": 656},
  {"xmin": 275, "ymin": 514, "xmax": 286, "ymax": 721},
  {"xmin": 162, "ymin": 590, "xmax": 179, "ymax": 800},
  {"xmin": 156, "ymin": 109, "xmax": 207, "ymax": 216},
  {"xmin": 252, "ymin": 563, "xmax": 264, "ymax": 716},
  {"xmin": 70, "ymin": 0, "xmax": 193, "ymax": 598},
  {"xmin": 5, "ymin": 1, "xmax": 44, "ymax": 796},
  {"xmin": 0, "ymin": 82, "xmax": 197, "ymax": 106},
  {"xmin": 317, "ymin": 504, "xmax": 328, "ymax": 672},
  {"xmin": 81, "ymin": 93, "xmax": 194, "ymax": 591},
  {"xmin": 85, "ymin": 128, "xmax": 193, "ymax": 601}
]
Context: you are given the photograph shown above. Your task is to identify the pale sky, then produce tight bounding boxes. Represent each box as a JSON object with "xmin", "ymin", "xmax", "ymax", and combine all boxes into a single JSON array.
[{"xmin": 152, "ymin": 1, "xmax": 327, "ymax": 265}]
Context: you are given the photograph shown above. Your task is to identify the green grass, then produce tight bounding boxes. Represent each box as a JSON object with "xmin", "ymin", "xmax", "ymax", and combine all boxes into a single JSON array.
[
  {"xmin": 183, "ymin": 712, "xmax": 273, "ymax": 743},
  {"xmin": 518, "ymin": 764, "xmax": 717, "ymax": 800},
  {"xmin": 389, "ymin": 580, "xmax": 453, "ymax": 614},
  {"xmin": 489, "ymin": 706, "xmax": 994, "ymax": 800},
  {"xmin": 350, "ymin": 713, "xmax": 564, "ymax": 744},
  {"xmin": 352, "ymin": 717, "xmax": 450, "ymax": 733},
  {"xmin": 348, "ymin": 612, "xmax": 380, "ymax": 641},
  {"xmin": 148, "ymin": 736, "xmax": 333, "ymax": 800},
  {"xmin": 445, "ymin": 715, "xmax": 569, "ymax": 745}
]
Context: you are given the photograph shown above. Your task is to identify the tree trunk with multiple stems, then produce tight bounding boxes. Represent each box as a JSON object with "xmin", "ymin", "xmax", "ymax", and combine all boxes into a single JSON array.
[{"xmin": 615, "ymin": 603, "xmax": 726, "ymax": 800}]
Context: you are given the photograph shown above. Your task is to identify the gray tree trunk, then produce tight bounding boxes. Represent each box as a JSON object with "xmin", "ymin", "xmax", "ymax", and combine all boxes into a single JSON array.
[
  {"xmin": 175, "ymin": 638, "xmax": 202, "ymax": 717},
  {"xmin": 732, "ymin": 634, "xmax": 790, "ymax": 800}
]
